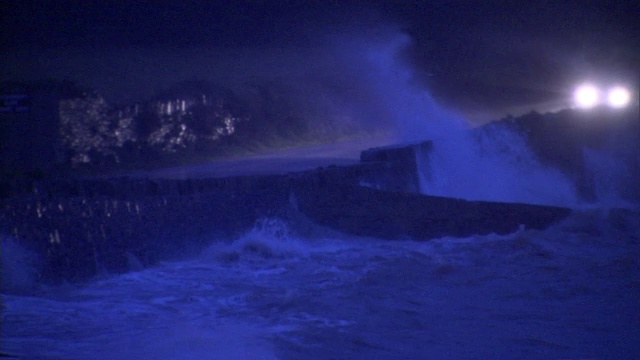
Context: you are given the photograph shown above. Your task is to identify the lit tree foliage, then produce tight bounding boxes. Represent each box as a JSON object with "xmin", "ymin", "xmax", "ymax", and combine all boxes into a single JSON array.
[{"xmin": 59, "ymin": 92, "xmax": 118, "ymax": 164}]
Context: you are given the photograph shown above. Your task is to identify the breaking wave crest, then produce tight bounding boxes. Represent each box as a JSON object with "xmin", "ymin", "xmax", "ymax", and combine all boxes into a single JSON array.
[{"xmin": 205, "ymin": 218, "xmax": 311, "ymax": 261}]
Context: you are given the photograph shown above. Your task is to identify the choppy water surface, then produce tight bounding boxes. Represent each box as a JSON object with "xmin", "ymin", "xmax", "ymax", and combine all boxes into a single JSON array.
[{"xmin": 2, "ymin": 210, "xmax": 639, "ymax": 359}]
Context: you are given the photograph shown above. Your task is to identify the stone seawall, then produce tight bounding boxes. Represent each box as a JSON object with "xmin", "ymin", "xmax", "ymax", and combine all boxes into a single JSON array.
[
  {"xmin": 1, "ymin": 176, "xmax": 292, "ymax": 282},
  {"xmin": 1, "ymin": 142, "xmax": 572, "ymax": 283},
  {"xmin": 0, "ymin": 166, "xmax": 370, "ymax": 283}
]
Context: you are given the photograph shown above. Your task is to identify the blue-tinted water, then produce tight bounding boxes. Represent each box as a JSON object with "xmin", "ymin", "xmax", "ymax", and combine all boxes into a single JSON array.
[{"xmin": 2, "ymin": 211, "xmax": 639, "ymax": 359}]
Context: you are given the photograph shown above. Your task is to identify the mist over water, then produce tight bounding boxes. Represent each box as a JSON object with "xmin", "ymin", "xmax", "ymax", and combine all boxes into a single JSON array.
[
  {"xmin": 582, "ymin": 146, "xmax": 639, "ymax": 207},
  {"xmin": 314, "ymin": 30, "xmax": 466, "ymax": 142}
]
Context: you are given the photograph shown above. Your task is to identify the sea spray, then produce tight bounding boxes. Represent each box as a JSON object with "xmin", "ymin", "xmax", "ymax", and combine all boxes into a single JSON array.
[
  {"xmin": 324, "ymin": 30, "xmax": 582, "ymax": 206},
  {"xmin": 582, "ymin": 147, "xmax": 639, "ymax": 207},
  {"xmin": 416, "ymin": 125, "xmax": 579, "ymax": 206},
  {"xmin": 320, "ymin": 29, "xmax": 466, "ymax": 142}
]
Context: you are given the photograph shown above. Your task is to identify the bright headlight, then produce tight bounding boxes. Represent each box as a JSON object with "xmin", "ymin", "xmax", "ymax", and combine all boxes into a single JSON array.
[
  {"xmin": 607, "ymin": 86, "xmax": 631, "ymax": 108},
  {"xmin": 574, "ymin": 84, "xmax": 599, "ymax": 108},
  {"xmin": 573, "ymin": 83, "xmax": 632, "ymax": 109}
]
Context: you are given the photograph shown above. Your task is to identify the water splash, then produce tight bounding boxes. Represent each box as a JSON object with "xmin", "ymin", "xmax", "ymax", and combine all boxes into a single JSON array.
[
  {"xmin": 322, "ymin": 29, "xmax": 466, "ymax": 142},
  {"xmin": 416, "ymin": 125, "xmax": 579, "ymax": 206},
  {"xmin": 205, "ymin": 218, "xmax": 309, "ymax": 261}
]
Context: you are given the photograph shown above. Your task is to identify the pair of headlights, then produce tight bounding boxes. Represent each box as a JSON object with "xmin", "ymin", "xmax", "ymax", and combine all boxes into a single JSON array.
[{"xmin": 574, "ymin": 84, "xmax": 632, "ymax": 109}]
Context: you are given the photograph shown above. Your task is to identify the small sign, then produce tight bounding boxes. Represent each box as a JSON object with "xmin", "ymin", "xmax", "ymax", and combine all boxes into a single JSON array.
[{"xmin": 0, "ymin": 94, "xmax": 31, "ymax": 113}]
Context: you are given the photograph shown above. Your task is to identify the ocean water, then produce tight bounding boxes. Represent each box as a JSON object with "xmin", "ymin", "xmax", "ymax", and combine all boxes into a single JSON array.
[{"xmin": 2, "ymin": 210, "xmax": 639, "ymax": 360}]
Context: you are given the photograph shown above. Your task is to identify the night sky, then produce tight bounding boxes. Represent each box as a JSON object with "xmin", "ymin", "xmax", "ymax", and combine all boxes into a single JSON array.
[{"xmin": 1, "ymin": 0, "xmax": 638, "ymax": 124}]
